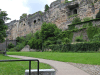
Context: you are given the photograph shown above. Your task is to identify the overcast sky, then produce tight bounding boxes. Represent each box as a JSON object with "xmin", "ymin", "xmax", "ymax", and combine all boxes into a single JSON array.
[{"xmin": 0, "ymin": 0, "xmax": 56, "ymax": 23}]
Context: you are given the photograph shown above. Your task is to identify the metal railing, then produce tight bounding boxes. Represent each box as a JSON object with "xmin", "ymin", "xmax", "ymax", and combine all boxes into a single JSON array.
[{"xmin": 0, "ymin": 59, "xmax": 39, "ymax": 75}]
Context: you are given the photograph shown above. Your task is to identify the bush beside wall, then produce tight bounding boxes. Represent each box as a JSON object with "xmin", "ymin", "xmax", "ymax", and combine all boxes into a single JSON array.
[{"xmin": 48, "ymin": 42, "xmax": 100, "ymax": 52}]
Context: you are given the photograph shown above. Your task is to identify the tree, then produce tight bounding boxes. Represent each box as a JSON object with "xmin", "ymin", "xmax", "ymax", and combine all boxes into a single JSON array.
[
  {"xmin": 28, "ymin": 37, "xmax": 42, "ymax": 50},
  {"xmin": 40, "ymin": 22, "xmax": 58, "ymax": 40},
  {"xmin": 34, "ymin": 30, "xmax": 40, "ymax": 39},
  {"xmin": 44, "ymin": 4, "xmax": 49, "ymax": 12},
  {"xmin": 0, "ymin": 9, "xmax": 9, "ymax": 42},
  {"xmin": 20, "ymin": 13, "xmax": 27, "ymax": 19}
]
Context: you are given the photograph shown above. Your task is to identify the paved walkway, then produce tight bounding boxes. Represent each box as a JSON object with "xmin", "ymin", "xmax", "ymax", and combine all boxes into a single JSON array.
[{"xmin": 8, "ymin": 55, "xmax": 90, "ymax": 75}]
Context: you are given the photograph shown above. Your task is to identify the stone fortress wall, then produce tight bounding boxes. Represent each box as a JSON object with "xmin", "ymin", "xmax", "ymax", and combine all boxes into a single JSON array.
[{"xmin": 6, "ymin": 0, "xmax": 100, "ymax": 40}]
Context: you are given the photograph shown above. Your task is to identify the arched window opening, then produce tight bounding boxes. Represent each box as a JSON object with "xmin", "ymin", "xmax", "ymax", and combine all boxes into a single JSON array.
[
  {"xmin": 73, "ymin": 9, "xmax": 77, "ymax": 14},
  {"xmin": 24, "ymin": 24, "xmax": 25, "ymax": 26},
  {"xmin": 34, "ymin": 20, "xmax": 36, "ymax": 23}
]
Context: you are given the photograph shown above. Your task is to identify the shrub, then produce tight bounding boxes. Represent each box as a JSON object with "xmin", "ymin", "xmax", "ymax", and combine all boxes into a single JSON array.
[
  {"xmin": 75, "ymin": 36, "xmax": 83, "ymax": 42},
  {"xmin": 34, "ymin": 31, "xmax": 40, "ymax": 39},
  {"xmin": 16, "ymin": 37, "xmax": 25, "ymax": 44},
  {"xmin": 8, "ymin": 43, "xmax": 25, "ymax": 52},
  {"xmin": 28, "ymin": 38, "xmax": 42, "ymax": 50},
  {"xmin": 88, "ymin": 22, "xmax": 93, "ymax": 26},
  {"xmin": 83, "ymin": 17, "xmax": 91, "ymax": 21},
  {"xmin": 68, "ymin": 25, "xmax": 75, "ymax": 30},
  {"xmin": 87, "ymin": 26, "xmax": 99, "ymax": 40},
  {"xmin": 48, "ymin": 42, "xmax": 100, "ymax": 52},
  {"xmin": 72, "ymin": 17, "xmax": 81, "ymax": 24},
  {"xmin": 56, "ymin": 39, "xmax": 62, "ymax": 44},
  {"xmin": 44, "ymin": 4, "xmax": 49, "ymax": 12},
  {"xmin": 7, "ymin": 43, "xmax": 15, "ymax": 49},
  {"xmin": 63, "ymin": 38, "xmax": 70, "ymax": 44},
  {"xmin": 14, "ymin": 43, "xmax": 24, "ymax": 51},
  {"xmin": 82, "ymin": 24, "xmax": 88, "ymax": 28},
  {"xmin": 58, "ymin": 30, "xmax": 73, "ymax": 41},
  {"xmin": 92, "ymin": 33, "xmax": 100, "ymax": 42},
  {"xmin": 44, "ymin": 40, "xmax": 52, "ymax": 47}
]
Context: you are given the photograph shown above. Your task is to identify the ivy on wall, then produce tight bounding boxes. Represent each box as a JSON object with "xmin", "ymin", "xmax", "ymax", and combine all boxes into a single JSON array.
[
  {"xmin": 87, "ymin": 26, "xmax": 99, "ymax": 40},
  {"xmin": 68, "ymin": 25, "xmax": 75, "ymax": 30},
  {"xmin": 58, "ymin": 30, "xmax": 73, "ymax": 42}
]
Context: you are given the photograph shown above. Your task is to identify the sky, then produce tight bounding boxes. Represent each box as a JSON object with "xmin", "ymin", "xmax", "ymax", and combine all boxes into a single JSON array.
[{"xmin": 0, "ymin": 0, "xmax": 56, "ymax": 23}]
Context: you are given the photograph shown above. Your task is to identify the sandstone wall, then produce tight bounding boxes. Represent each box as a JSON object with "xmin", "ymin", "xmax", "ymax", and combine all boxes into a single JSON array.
[{"xmin": 6, "ymin": 0, "xmax": 100, "ymax": 40}]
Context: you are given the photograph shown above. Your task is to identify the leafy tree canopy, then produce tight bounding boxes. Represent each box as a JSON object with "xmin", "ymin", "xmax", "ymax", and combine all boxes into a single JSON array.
[
  {"xmin": 40, "ymin": 22, "xmax": 58, "ymax": 40},
  {"xmin": 20, "ymin": 13, "xmax": 27, "ymax": 19},
  {"xmin": 0, "ymin": 9, "xmax": 9, "ymax": 42}
]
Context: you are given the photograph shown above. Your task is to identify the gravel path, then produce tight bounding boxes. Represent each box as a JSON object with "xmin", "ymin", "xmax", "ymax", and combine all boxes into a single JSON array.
[{"xmin": 67, "ymin": 62, "xmax": 100, "ymax": 75}]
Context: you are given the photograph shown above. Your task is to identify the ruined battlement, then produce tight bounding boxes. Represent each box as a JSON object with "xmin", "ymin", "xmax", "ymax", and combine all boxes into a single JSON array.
[{"xmin": 6, "ymin": 0, "xmax": 100, "ymax": 40}]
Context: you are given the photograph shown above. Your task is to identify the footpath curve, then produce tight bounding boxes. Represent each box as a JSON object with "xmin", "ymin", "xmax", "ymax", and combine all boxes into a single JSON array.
[{"xmin": 8, "ymin": 55, "xmax": 90, "ymax": 75}]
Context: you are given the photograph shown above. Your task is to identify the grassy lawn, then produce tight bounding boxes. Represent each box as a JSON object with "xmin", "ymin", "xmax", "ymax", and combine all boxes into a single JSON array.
[
  {"xmin": 0, "ymin": 54, "xmax": 51, "ymax": 75},
  {"xmin": 8, "ymin": 52, "xmax": 100, "ymax": 65}
]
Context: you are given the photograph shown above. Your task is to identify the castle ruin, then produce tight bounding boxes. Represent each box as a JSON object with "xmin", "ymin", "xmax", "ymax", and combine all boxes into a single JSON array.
[{"xmin": 6, "ymin": 0, "xmax": 100, "ymax": 40}]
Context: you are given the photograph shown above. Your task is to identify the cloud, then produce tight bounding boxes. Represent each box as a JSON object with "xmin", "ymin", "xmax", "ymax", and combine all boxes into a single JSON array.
[
  {"xmin": 0, "ymin": 0, "xmax": 56, "ymax": 23},
  {"xmin": 0, "ymin": 0, "xmax": 29, "ymax": 23},
  {"xmin": 24, "ymin": 0, "xmax": 56, "ymax": 14}
]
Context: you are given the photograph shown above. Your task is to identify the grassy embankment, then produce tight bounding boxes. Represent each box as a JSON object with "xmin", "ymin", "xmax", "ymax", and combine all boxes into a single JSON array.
[
  {"xmin": 8, "ymin": 52, "xmax": 100, "ymax": 65},
  {"xmin": 0, "ymin": 54, "xmax": 51, "ymax": 75}
]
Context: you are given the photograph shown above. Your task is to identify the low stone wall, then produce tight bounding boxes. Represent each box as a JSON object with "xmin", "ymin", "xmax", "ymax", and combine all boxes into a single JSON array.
[{"xmin": 0, "ymin": 40, "xmax": 16, "ymax": 51}]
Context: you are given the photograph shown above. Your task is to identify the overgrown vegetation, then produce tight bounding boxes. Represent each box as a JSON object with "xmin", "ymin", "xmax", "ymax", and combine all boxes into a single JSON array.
[
  {"xmin": 87, "ymin": 26, "xmax": 99, "ymax": 40},
  {"xmin": 44, "ymin": 4, "xmax": 49, "ymax": 12},
  {"xmin": 39, "ymin": 11, "xmax": 43, "ymax": 15},
  {"xmin": 8, "ymin": 33, "xmax": 34, "ymax": 52},
  {"xmin": 49, "ymin": 42, "xmax": 100, "ymax": 52},
  {"xmin": 65, "ymin": 0, "xmax": 75, "ymax": 3},
  {"xmin": 7, "ymin": 43, "xmax": 15, "ymax": 49},
  {"xmin": 0, "ymin": 9, "xmax": 10, "ymax": 42},
  {"xmin": 83, "ymin": 17, "xmax": 91, "ymax": 21},
  {"xmin": 20, "ymin": 13, "xmax": 27, "ymax": 19},
  {"xmin": 72, "ymin": 17, "xmax": 81, "ymax": 24},
  {"xmin": 9, "ymin": 11, "xmax": 100, "ymax": 52},
  {"xmin": 68, "ymin": 14, "xmax": 78, "ymax": 18},
  {"xmin": 75, "ymin": 35, "xmax": 83, "ymax": 42}
]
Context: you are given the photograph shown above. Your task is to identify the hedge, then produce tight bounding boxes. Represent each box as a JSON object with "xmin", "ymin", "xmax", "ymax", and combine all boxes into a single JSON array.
[{"xmin": 48, "ymin": 42, "xmax": 100, "ymax": 52}]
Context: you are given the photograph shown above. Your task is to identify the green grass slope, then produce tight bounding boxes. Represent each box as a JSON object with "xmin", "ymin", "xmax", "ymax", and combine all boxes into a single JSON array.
[{"xmin": 8, "ymin": 52, "xmax": 100, "ymax": 65}]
